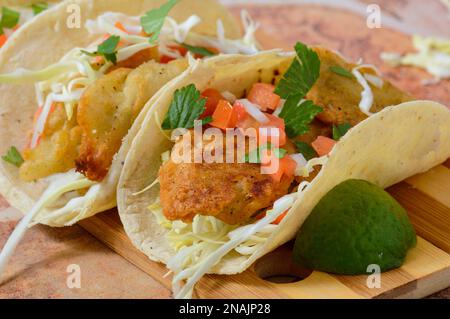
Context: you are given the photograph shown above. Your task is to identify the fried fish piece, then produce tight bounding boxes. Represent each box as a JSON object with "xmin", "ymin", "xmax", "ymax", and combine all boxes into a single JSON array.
[
  {"xmin": 307, "ymin": 47, "xmax": 413, "ymax": 126},
  {"xmin": 20, "ymin": 103, "xmax": 82, "ymax": 182},
  {"xmin": 295, "ymin": 119, "xmax": 332, "ymax": 144},
  {"xmin": 159, "ymin": 134, "xmax": 294, "ymax": 225},
  {"xmin": 76, "ymin": 59, "xmax": 188, "ymax": 181}
]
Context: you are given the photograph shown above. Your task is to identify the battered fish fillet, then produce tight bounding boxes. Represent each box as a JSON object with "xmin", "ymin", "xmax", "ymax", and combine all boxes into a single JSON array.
[
  {"xmin": 76, "ymin": 59, "xmax": 188, "ymax": 181},
  {"xmin": 20, "ymin": 103, "xmax": 82, "ymax": 182},
  {"xmin": 159, "ymin": 134, "xmax": 294, "ymax": 225},
  {"xmin": 307, "ymin": 47, "xmax": 413, "ymax": 126}
]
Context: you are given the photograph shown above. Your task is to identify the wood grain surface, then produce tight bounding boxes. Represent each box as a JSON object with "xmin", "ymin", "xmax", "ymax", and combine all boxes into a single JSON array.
[{"xmin": 0, "ymin": 0, "xmax": 449, "ymax": 299}]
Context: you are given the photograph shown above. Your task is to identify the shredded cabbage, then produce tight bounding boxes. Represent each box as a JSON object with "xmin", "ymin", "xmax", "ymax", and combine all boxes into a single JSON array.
[
  {"xmin": 0, "ymin": 171, "xmax": 96, "ymax": 278},
  {"xmin": 352, "ymin": 65, "xmax": 374, "ymax": 116},
  {"xmin": 151, "ymin": 181, "xmax": 311, "ymax": 299},
  {"xmin": 381, "ymin": 35, "xmax": 450, "ymax": 82},
  {"xmin": 295, "ymin": 155, "xmax": 328, "ymax": 177}
]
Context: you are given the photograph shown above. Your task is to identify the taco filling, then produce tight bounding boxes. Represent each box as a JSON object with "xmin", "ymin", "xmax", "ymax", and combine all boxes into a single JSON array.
[{"xmin": 141, "ymin": 42, "xmax": 412, "ymax": 297}]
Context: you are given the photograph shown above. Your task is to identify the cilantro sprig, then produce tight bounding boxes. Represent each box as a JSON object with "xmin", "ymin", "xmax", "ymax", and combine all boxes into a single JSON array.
[
  {"xmin": 31, "ymin": 3, "xmax": 48, "ymax": 16},
  {"xmin": 179, "ymin": 43, "xmax": 216, "ymax": 57},
  {"xmin": 329, "ymin": 65, "xmax": 354, "ymax": 79},
  {"xmin": 332, "ymin": 123, "xmax": 352, "ymax": 141},
  {"xmin": 141, "ymin": 0, "xmax": 179, "ymax": 45},
  {"xmin": 0, "ymin": 7, "xmax": 20, "ymax": 35},
  {"xmin": 294, "ymin": 141, "xmax": 317, "ymax": 160},
  {"xmin": 82, "ymin": 35, "xmax": 121, "ymax": 64},
  {"xmin": 279, "ymin": 98, "xmax": 323, "ymax": 137},
  {"xmin": 275, "ymin": 42, "xmax": 320, "ymax": 99},
  {"xmin": 162, "ymin": 84, "xmax": 210, "ymax": 129},
  {"xmin": 2, "ymin": 146, "xmax": 24, "ymax": 167},
  {"xmin": 275, "ymin": 42, "xmax": 323, "ymax": 138}
]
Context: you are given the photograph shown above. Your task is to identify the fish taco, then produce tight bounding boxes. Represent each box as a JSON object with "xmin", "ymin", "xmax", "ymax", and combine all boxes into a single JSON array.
[
  {"xmin": 0, "ymin": 0, "xmax": 260, "ymax": 273},
  {"xmin": 117, "ymin": 45, "xmax": 450, "ymax": 298}
]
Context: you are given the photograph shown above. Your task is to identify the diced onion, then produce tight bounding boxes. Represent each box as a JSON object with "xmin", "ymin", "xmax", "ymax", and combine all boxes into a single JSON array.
[
  {"xmin": 290, "ymin": 153, "xmax": 308, "ymax": 169},
  {"xmin": 272, "ymin": 99, "xmax": 285, "ymax": 117},
  {"xmin": 237, "ymin": 99, "xmax": 269, "ymax": 123},
  {"xmin": 221, "ymin": 91, "xmax": 236, "ymax": 103}
]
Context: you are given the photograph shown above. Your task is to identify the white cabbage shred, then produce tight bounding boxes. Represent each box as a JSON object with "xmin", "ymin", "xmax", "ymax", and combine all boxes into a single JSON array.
[
  {"xmin": 151, "ymin": 181, "xmax": 311, "ymax": 299},
  {"xmin": 381, "ymin": 35, "xmax": 450, "ymax": 82}
]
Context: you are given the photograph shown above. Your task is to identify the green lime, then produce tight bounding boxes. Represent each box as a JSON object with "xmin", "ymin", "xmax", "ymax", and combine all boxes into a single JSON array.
[{"xmin": 293, "ymin": 179, "xmax": 416, "ymax": 275}]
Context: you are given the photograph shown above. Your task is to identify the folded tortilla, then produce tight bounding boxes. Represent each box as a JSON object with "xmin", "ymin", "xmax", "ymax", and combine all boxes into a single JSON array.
[
  {"xmin": 0, "ymin": 0, "xmax": 242, "ymax": 226},
  {"xmin": 117, "ymin": 50, "xmax": 450, "ymax": 280}
]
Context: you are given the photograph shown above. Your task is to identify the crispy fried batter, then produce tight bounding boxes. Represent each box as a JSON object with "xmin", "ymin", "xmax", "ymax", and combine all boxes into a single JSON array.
[
  {"xmin": 76, "ymin": 59, "xmax": 188, "ymax": 181},
  {"xmin": 75, "ymin": 68, "xmax": 131, "ymax": 181},
  {"xmin": 20, "ymin": 103, "xmax": 82, "ymax": 182},
  {"xmin": 159, "ymin": 133, "xmax": 294, "ymax": 225},
  {"xmin": 295, "ymin": 119, "xmax": 332, "ymax": 144},
  {"xmin": 107, "ymin": 47, "xmax": 159, "ymax": 73},
  {"xmin": 308, "ymin": 47, "xmax": 413, "ymax": 126}
]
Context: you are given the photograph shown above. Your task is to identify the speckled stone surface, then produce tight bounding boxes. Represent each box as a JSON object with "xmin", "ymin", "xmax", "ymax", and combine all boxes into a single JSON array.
[
  {"xmin": 0, "ymin": 217, "xmax": 171, "ymax": 298},
  {"xmin": 0, "ymin": 0, "xmax": 449, "ymax": 299}
]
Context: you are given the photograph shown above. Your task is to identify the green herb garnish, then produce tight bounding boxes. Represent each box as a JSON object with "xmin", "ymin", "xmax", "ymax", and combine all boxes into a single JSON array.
[
  {"xmin": 279, "ymin": 98, "xmax": 323, "ymax": 138},
  {"xmin": 294, "ymin": 141, "xmax": 317, "ymax": 160},
  {"xmin": 275, "ymin": 41, "xmax": 322, "ymax": 138},
  {"xmin": 274, "ymin": 41, "xmax": 320, "ymax": 99},
  {"xmin": 141, "ymin": 0, "xmax": 179, "ymax": 45},
  {"xmin": 31, "ymin": 3, "xmax": 48, "ymax": 15},
  {"xmin": 329, "ymin": 65, "xmax": 354, "ymax": 79},
  {"xmin": 2, "ymin": 146, "xmax": 24, "ymax": 167},
  {"xmin": 1, "ymin": 7, "xmax": 20, "ymax": 30},
  {"xmin": 162, "ymin": 84, "xmax": 207, "ymax": 129},
  {"xmin": 179, "ymin": 42, "xmax": 216, "ymax": 57},
  {"xmin": 82, "ymin": 35, "xmax": 121, "ymax": 64},
  {"xmin": 332, "ymin": 122, "xmax": 352, "ymax": 141}
]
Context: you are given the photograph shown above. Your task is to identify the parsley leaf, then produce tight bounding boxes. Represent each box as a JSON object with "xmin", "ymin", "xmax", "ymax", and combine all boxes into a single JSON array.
[
  {"xmin": 2, "ymin": 146, "xmax": 24, "ymax": 167},
  {"xmin": 294, "ymin": 141, "xmax": 317, "ymax": 160},
  {"xmin": 141, "ymin": 0, "xmax": 179, "ymax": 45},
  {"xmin": 1, "ymin": 7, "xmax": 20, "ymax": 29},
  {"xmin": 179, "ymin": 43, "xmax": 216, "ymax": 57},
  {"xmin": 332, "ymin": 122, "xmax": 352, "ymax": 141},
  {"xmin": 162, "ymin": 84, "xmax": 207, "ymax": 129},
  {"xmin": 81, "ymin": 35, "xmax": 120, "ymax": 64},
  {"xmin": 329, "ymin": 65, "xmax": 354, "ymax": 79},
  {"xmin": 31, "ymin": 3, "xmax": 48, "ymax": 15},
  {"xmin": 279, "ymin": 96, "xmax": 323, "ymax": 138},
  {"xmin": 274, "ymin": 41, "xmax": 320, "ymax": 99}
]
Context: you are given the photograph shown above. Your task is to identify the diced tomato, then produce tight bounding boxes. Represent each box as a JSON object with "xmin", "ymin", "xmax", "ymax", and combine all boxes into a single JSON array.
[
  {"xmin": 160, "ymin": 45, "xmax": 188, "ymax": 64},
  {"xmin": 232, "ymin": 100, "xmax": 248, "ymax": 123},
  {"xmin": 312, "ymin": 136, "xmax": 336, "ymax": 156},
  {"xmin": 210, "ymin": 100, "xmax": 237, "ymax": 130},
  {"xmin": 263, "ymin": 154, "xmax": 297, "ymax": 183},
  {"xmin": 200, "ymin": 89, "xmax": 223, "ymax": 118},
  {"xmin": 248, "ymin": 83, "xmax": 280, "ymax": 111},
  {"xmin": 255, "ymin": 212, "xmax": 266, "ymax": 220},
  {"xmin": 259, "ymin": 114, "xmax": 286, "ymax": 146},
  {"xmin": 93, "ymin": 55, "xmax": 105, "ymax": 65},
  {"xmin": 114, "ymin": 22, "xmax": 129, "ymax": 34},
  {"xmin": 0, "ymin": 34, "xmax": 7, "ymax": 48},
  {"xmin": 272, "ymin": 210, "xmax": 288, "ymax": 225}
]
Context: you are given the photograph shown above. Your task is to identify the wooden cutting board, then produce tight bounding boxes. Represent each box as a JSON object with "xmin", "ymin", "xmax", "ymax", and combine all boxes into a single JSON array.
[{"xmin": 80, "ymin": 4, "xmax": 450, "ymax": 299}]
